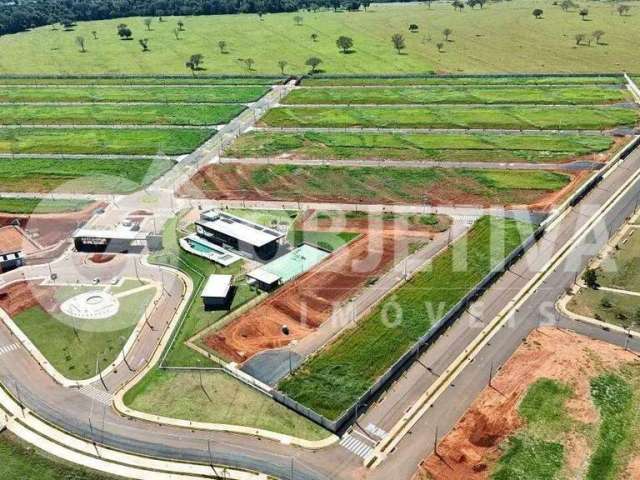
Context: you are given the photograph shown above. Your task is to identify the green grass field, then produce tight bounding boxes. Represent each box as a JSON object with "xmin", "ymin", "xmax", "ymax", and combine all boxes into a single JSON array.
[
  {"xmin": 0, "ymin": 128, "xmax": 213, "ymax": 154},
  {"xmin": 0, "ymin": 76, "xmax": 281, "ymax": 85},
  {"xmin": 284, "ymin": 85, "xmax": 629, "ymax": 105},
  {"xmin": 123, "ymin": 368, "xmax": 329, "ymax": 440},
  {"xmin": 289, "ymin": 230, "xmax": 360, "ymax": 252},
  {"xmin": 0, "ymin": 104, "xmax": 243, "ymax": 126},
  {"xmin": 1, "ymin": 3, "xmax": 639, "ymax": 74},
  {"xmin": 596, "ymin": 231, "xmax": 640, "ymax": 292},
  {"xmin": 0, "ymin": 197, "xmax": 92, "ymax": 213},
  {"xmin": 261, "ymin": 105, "xmax": 638, "ymax": 130},
  {"xmin": 0, "ymin": 158, "xmax": 174, "ymax": 193},
  {"xmin": 303, "ymin": 75, "xmax": 626, "ymax": 86},
  {"xmin": 0, "ymin": 85, "xmax": 268, "ymax": 103},
  {"xmin": 226, "ymin": 131, "xmax": 614, "ymax": 163},
  {"xmin": 279, "ymin": 216, "xmax": 533, "ymax": 419},
  {"xmin": 189, "ymin": 164, "xmax": 571, "ymax": 206},
  {"xmin": 13, "ymin": 286, "xmax": 156, "ymax": 380},
  {"xmin": 0, "ymin": 431, "xmax": 117, "ymax": 480},
  {"xmin": 567, "ymin": 289, "xmax": 640, "ymax": 330}
]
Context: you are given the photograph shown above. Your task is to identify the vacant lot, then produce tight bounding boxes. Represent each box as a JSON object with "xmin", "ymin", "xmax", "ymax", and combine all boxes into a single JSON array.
[
  {"xmin": 0, "ymin": 104, "xmax": 243, "ymax": 126},
  {"xmin": 414, "ymin": 328, "xmax": 640, "ymax": 480},
  {"xmin": 0, "ymin": 197, "xmax": 91, "ymax": 214},
  {"xmin": 261, "ymin": 105, "xmax": 638, "ymax": 130},
  {"xmin": 0, "ymin": 85, "xmax": 268, "ymax": 103},
  {"xmin": 279, "ymin": 216, "xmax": 533, "ymax": 419},
  {"xmin": 597, "ymin": 229, "xmax": 640, "ymax": 292},
  {"xmin": 1, "ymin": 3, "xmax": 639, "ymax": 74},
  {"xmin": 0, "ymin": 128, "xmax": 213, "ymax": 154},
  {"xmin": 0, "ymin": 76, "xmax": 281, "ymax": 86},
  {"xmin": 182, "ymin": 164, "xmax": 571, "ymax": 207},
  {"xmin": 0, "ymin": 157, "xmax": 174, "ymax": 193},
  {"xmin": 284, "ymin": 85, "xmax": 629, "ymax": 105},
  {"xmin": 225, "ymin": 131, "xmax": 615, "ymax": 163}
]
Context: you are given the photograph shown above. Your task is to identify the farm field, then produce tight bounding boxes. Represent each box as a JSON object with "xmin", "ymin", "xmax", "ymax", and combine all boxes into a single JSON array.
[
  {"xmin": 181, "ymin": 164, "xmax": 572, "ymax": 207},
  {"xmin": 278, "ymin": 216, "xmax": 534, "ymax": 420},
  {"xmin": 225, "ymin": 131, "xmax": 615, "ymax": 163},
  {"xmin": 303, "ymin": 75, "xmax": 627, "ymax": 87},
  {"xmin": 0, "ymin": 104, "xmax": 243, "ymax": 126},
  {"xmin": 283, "ymin": 85, "xmax": 630, "ymax": 105},
  {"xmin": 0, "ymin": 76, "xmax": 282, "ymax": 85},
  {"xmin": 0, "ymin": 158, "xmax": 174, "ymax": 194},
  {"xmin": 414, "ymin": 328, "xmax": 640, "ymax": 480},
  {"xmin": 0, "ymin": 197, "xmax": 92, "ymax": 214},
  {"xmin": 0, "ymin": 85, "xmax": 268, "ymax": 103},
  {"xmin": 0, "ymin": 128, "xmax": 214, "ymax": 155},
  {"xmin": 2, "ymin": 281, "xmax": 157, "ymax": 380},
  {"xmin": 1, "ymin": 3, "xmax": 640, "ymax": 74},
  {"xmin": 260, "ymin": 105, "xmax": 638, "ymax": 130}
]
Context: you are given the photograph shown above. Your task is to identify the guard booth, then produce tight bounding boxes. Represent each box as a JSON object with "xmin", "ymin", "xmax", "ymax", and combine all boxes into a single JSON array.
[
  {"xmin": 201, "ymin": 274, "xmax": 234, "ymax": 310},
  {"xmin": 0, "ymin": 249, "xmax": 24, "ymax": 273}
]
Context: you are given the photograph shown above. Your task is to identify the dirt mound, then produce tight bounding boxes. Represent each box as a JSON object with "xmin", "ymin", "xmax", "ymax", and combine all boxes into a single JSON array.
[
  {"xmin": 414, "ymin": 328, "xmax": 639, "ymax": 480},
  {"xmin": 0, "ymin": 281, "xmax": 57, "ymax": 317},
  {"xmin": 128, "ymin": 210, "xmax": 152, "ymax": 216},
  {"xmin": 0, "ymin": 226, "xmax": 41, "ymax": 255},
  {"xmin": 89, "ymin": 254, "xmax": 116, "ymax": 264}
]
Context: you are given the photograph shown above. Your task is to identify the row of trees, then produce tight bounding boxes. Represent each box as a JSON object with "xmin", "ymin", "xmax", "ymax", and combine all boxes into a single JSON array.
[{"xmin": 0, "ymin": 0, "xmax": 403, "ymax": 37}]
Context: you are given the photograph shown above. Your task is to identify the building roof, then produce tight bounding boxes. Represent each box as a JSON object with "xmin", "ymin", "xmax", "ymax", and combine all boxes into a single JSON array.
[
  {"xmin": 247, "ymin": 269, "xmax": 281, "ymax": 286},
  {"xmin": 201, "ymin": 274, "xmax": 233, "ymax": 299},
  {"xmin": 197, "ymin": 210, "xmax": 284, "ymax": 248},
  {"xmin": 73, "ymin": 228, "xmax": 148, "ymax": 241}
]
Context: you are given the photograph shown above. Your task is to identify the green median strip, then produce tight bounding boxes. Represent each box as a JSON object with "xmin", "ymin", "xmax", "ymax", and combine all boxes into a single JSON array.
[
  {"xmin": 261, "ymin": 105, "xmax": 638, "ymax": 130},
  {"xmin": 278, "ymin": 216, "xmax": 534, "ymax": 420}
]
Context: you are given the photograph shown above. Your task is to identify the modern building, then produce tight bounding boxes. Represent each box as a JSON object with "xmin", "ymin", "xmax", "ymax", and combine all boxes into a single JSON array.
[
  {"xmin": 72, "ymin": 228, "xmax": 150, "ymax": 253},
  {"xmin": 195, "ymin": 210, "xmax": 284, "ymax": 260},
  {"xmin": 0, "ymin": 249, "xmax": 24, "ymax": 273},
  {"xmin": 201, "ymin": 274, "xmax": 234, "ymax": 310}
]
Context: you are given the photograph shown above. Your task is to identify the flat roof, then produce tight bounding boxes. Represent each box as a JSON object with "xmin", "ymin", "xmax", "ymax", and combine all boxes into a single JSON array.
[
  {"xmin": 247, "ymin": 269, "xmax": 281, "ymax": 286},
  {"xmin": 73, "ymin": 228, "xmax": 148, "ymax": 241},
  {"xmin": 249, "ymin": 244, "xmax": 329, "ymax": 286},
  {"xmin": 198, "ymin": 210, "xmax": 284, "ymax": 248},
  {"xmin": 201, "ymin": 274, "xmax": 233, "ymax": 299}
]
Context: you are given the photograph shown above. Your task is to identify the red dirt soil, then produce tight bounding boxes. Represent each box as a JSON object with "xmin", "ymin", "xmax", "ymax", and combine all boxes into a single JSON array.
[
  {"xmin": 0, "ymin": 226, "xmax": 41, "ymax": 255},
  {"xmin": 89, "ymin": 254, "xmax": 116, "ymax": 264},
  {"xmin": 0, "ymin": 281, "xmax": 57, "ymax": 317},
  {"xmin": 0, "ymin": 202, "xmax": 103, "ymax": 247},
  {"xmin": 204, "ymin": 229, "xmax": 434, "ymax": 364},
  {"xmin": 414, "ymin": 327, "xmax": 639, "ymax": 480}
]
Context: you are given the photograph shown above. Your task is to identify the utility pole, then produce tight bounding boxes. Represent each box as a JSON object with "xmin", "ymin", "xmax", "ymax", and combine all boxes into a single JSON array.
[
  {"xmin": 433, "ymin": 425, "xmax": 439, "ymax": 457},
  {"xmin": 489, "ymin": 360, "xmax": 494, "ymax": 388}
]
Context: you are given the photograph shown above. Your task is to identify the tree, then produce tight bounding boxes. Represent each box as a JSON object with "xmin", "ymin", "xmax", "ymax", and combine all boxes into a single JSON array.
[
  {"xmin": 294, "ymin": 15, "xmax": 304, "ymax": 26},
  {"xmin": 409, "ymin": 24, "xmax": 419, "ymax": 33},
  {"xmin": 616, "ymin": 4, "xmax": 631, "ymax": 16},
  {"xmin": 278, "ymin": 60, "xmax": 288, "ymax": 74},
  {"xmin": 139, "ymin": 38, "xmax": 150, "ymax": 52},
  {"xmin": 574, "ymin": 33, "xmax": 586, "ymax": 45},
  {"xmin": 117, "ymin": 24, "xmax": 132, "ymax": 40},
  {"xmin": 305, "ymin": 56, "xmax": 322, "ymax": 73},
  {"xmin": 177, "ymin": 20, "xmax": 185, "ymax": 31},
  {"xmin": 331, "ymin": 0, "xmax": 342, "ymax": 12},
  {"xmin": 443, "ymin": 28, "xmax": 453, "ymax": 41},
  {"xmin": 362, "ymin": 0, "xmax": 371, "ymax": 11},
  {"xmin": 391, "ymin": 33, "xmax": 406, "ymax": 54},
  {"xmin": 218, "ymin": 40, "xmax": 227, "ymax": 53},
  {"xmin": 452, "ymin": 0, "xmax": 465, "ymax": 12},
  {"xmin": 579, "ymin": 8, "xmax": 589, "ymax": 20},
  {"xmin": 592, "ymin": 30, "xmax": 605, "ymax": 44},
  {"xmin": 311, "ymin": 33, "xmax": 319, "ymax": 42},
  {"xmin": 173, "ymin": 28, "xmax": 181, "ymax": 40},
  {"xmin": 583, "ymin": 268, "xmax": 598, "ymax": 289},
  {"xmin": 143, "ymin": 18, "xmax": 152, "ymax": 31},
  {"xmin": 436, "ymin": 42, "xmax": 444, "ymax": 52},
  {"xmin": 533, "ymin": 8, "xmax": 544, "ymax": 19},
  {"xmin": 346, "ymin": 1, "xmax": 361, "ymax": 11},
  {"xmin": 91, "ymin": 30, "xmax": 98, "ymax": 40},
  {"xmin": 190, "ymin": 54, "xmax": 204, "ymax": 69},
  {"xmin": 560, "ymin": 0, "xmax": 575, "ymax": 11},
  {"xmin": 242, "ymin": 58, "xmax": 256, "ymax": 71},
  {"xmin": 336, "ymin": 35, "xmax": 354, "ymax": 53},
  {"xmin": 75, "ymin": 36, "xmax": 86, "ymax": 52}
]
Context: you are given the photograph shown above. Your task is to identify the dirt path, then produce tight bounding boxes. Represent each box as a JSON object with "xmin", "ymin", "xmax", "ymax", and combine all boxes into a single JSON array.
[{"xmin": 414, "ymin": 327, "xmax": 639, "ymax": 480}]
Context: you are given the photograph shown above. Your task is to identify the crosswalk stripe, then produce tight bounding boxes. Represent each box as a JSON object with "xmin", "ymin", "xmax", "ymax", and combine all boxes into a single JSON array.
[
  {"xmin": 79, "ymin": 385, "xmax": 113, "ymax": 406},
  {"xmin": 0, "ymin": 343, "xmax": 19, "ymax": 356},
  {"xmin": 366, "ymin": 423, "xmax": 388, "ymax": 439},
  {"xmin": 339, "ymin": 433, "xmax": 373, "ymax": 459}
]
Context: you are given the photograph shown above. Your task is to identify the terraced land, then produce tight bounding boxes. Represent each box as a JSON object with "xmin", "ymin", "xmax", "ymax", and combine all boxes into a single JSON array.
[
  {"xmin": 260, "ymin": 105, "xmax": 637, "ymax": 130},
  {"xmin": 226, "ymin": 131, "xmax": 614, "ymax": 163},
  {"xmin": 278, "ymin": 216, "xmax": 534, "ymax": 420},
  {"xmin": 182, "ymin": 164, "xmax": 571, "ymax": 206}
]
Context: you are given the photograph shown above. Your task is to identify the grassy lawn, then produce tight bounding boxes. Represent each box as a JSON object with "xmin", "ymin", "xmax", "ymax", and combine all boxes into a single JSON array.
[
  {"xmin": 0, "ymin": 85, "xmax": 268, "ymax": 103},
  {"xmin": 0, "ymin": 197, "xmax": 92, "ymax": 214},
  {"xmin": 188, "ymin": 164, "xmax": 571, "ymax": 206},
  {"xmin": 261, "ymin": 105, "xmax": 638, "ymax": 130},
  {"xmin": 0, "ymin": 128, "xmax": 214, "ymax": 155},
  {"xmin": 597, "ymin": 231, "xmax": 640, "ymax": 292},
  {"xmin": 0, "ymin": 158, "xmax": 174, "ymax": 193},
  {"xmin": 13, "ymin": 286, "xmax": 156, "ymax": 380},
  {"xmin": 289, "ymin": 230, "xmax": 360, "ymax": 252},
  {"xmin": 284, "ymin": 85, "xmax": 629, "ymax": 105},
  {"xmin": 567, "ymin": 288, "xmax": 640, "ymax": 331},
  {"xmin": 0, "ymin": 76, "xmax": 281, "ymax": 85},
  {"xmin": 149, "ymin": 214, "xmax": 258, "ymax": 367},
  {"xmin": 278, "ymin": 216, "xmax": 533, "ymax": 419},
  {"xmin": 0, "ymin": 431, "xmax": 118, "ymax": 480},
  {"xmin": 0, "ymin": 104, "xmax": 243, "ymax": 126},
  {"xmin": 225, "ymin": 131, "xmax": 614, "ymax": 163},
  {"xmin": 303, "ymin": 75, "xmax": 626, "ymax": 86},
  {"xmin": 123, "ymin": 368, "xmax": 330, "ymax": 441},
  {"xmin": 1, "ymin": 3, "xmax": 639, "ymax": 74},
  {"xmin": 224, "ymin": 208, "xmax": 298, "ymax": 228}
]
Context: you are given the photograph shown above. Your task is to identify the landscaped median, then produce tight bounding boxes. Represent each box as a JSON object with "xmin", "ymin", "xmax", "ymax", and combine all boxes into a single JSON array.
[{"xmin": 278, "ymin": 216, "xmax": 534, "ymax": 420}]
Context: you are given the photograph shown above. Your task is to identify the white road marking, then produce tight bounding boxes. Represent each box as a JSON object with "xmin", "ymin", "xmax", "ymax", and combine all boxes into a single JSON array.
[
  {"xmin": 79, "ymin": 385, "xmax": 113, "ymax": 406},
  {"xmin": 0, "ymin": 343, "xmax": 18, "ymax": 356},
  {"xmin": 365, "ymin": 423, "xmax": 388, "ymax": 440},
  {"xmin": 339, "ymin": 434, "xmax": 374, "ymax": 459}
]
